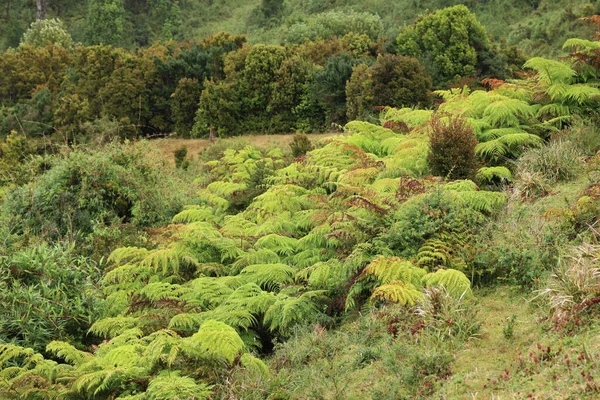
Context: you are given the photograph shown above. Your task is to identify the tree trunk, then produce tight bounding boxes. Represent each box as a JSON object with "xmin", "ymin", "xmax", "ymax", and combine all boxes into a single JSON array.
[
  {"xmin": 209, "ymin": 127, "xmax": 216, "ymax": 143},
  {"xmin": 36, "ymin": 0, "xmax": 48, "ymax": 20}
]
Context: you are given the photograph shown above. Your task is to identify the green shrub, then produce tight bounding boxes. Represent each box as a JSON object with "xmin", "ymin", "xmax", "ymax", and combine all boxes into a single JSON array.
[
  {"xmin": 0, "ymin": 243, "xmax": 104, "ymax": 352},
  {"xmin": 174, "ymin": 145, "xmax": 189, "ymax": 169},
  {"xmin": 427, "ymin": 114, "xmax": 479, "ymax": 180},
  {"xmin": 518, "ymin": 139, "xmax": 584, "ymax": 184},
  {"xmin": 290, "ymin": 133, "xmax": 314, "ymax": 158},
  {"xmin": 346, "ymin": 54, "xmax": 433, "ymax": 120},
  {"xmin": 2, "ymin": 141, "xmax": 191, "ymax": 245}
]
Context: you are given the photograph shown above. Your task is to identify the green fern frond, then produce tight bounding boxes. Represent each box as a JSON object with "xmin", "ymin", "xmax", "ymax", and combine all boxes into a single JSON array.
[
  {"xmin": 482, "ymin": 98, "xmax": 537, "ymax": 127},
  {"xmin": 146, "ymin": 371, "xmax": 213, "ymax": 400},
  {"xmin": 168, "ymin": 313, "xmax": 205, "ymax": 332},
  {"xmin": 231, "ymin": 249, "xmax": 282, "ymax": 273},
  {"xmin": 476, "ymin": 166, "xmax": 513, "ymax": 183},
  {"xmin": 443, "ymin": 180, "xmax": 479, "ymax": 192},
  {"xmin": 562, "ymin": 38, "xmax": 600, "ymax": 51},
  {"xmin": 46, "ymin": 341, "xmax": 91, "ymax": 366},
  {"xmin": 264, "ymin": 291, "xmax": 326, "ymax": 335},
  {"xmin": 239, "ymin": 263, "xmax": 295, "ymax": 291},
  {"xmin": 108, "ymin": 247, "xmax": 150, "ymax": 266},
  {"xmin": 475, "ymin": 133, "xmax": 544, "ymax": 159},
  {"xmin": 89, "ymin": 317, "xmax": 139, "ymax": 339},
  {"xmin": 476, "ymin": 127, "xmax": 527, "ymax": 141},
  {"xmin": 421, "ymin": 269, "xmax": 472, "ymax": 297},
  {"xmin": 172, "ymin": 206, "xmax": 222, "ymax": 224},
  {"xmin": 416, "ymin": 239, "xmax": 454, "ymax": 270},
  {"xmin": 181, "ymin": 320, "xmax": 244, "ymax": 364},
  {"xmin": 363, "ymin": 256, "xmax": 426, "ymax": 286},
  {"xmin": 524, "ymin": 57, "xmax": 575, "ymax": 85},
  {"xmin": 139, "ymin": 282, "xmax": 188, "ymax": 302},
  {"xmin": 450, "ymin": 190, "xmax": 507, "ymax": 214},
  {"xmin": 370, "ymin": 281, "xmax": 422, "ymax": 305},
  {"xmin": 183, "ymin": 277, "xmax": 235, "ymax": 309},
  {"xmin": 255, "ymin": 234, "xmax": 299, "ymax": 256},
  {"xmin": 240, "ymin": 353, "xmax": 269, "ymax": 378}
]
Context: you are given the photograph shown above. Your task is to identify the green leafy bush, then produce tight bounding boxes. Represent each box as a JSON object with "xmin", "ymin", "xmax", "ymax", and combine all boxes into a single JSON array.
[
  {"xmin": 427, "ymin": 114, "xmax": 479, "ymax": 180},
  {"xmin": 346, "ymin": 54, "xmax": 433, "ymax": 120}
]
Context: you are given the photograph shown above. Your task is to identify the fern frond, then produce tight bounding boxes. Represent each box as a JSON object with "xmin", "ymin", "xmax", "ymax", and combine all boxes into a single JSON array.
[
  {"xmin": 370, "ymin": 281, "xmax": 422, "ymax": 305},
  {"xmin": 255, "ymin": 234, "xmax": 299, "ymax": 256},
  {"xmin": 139, "ymin": 282, "xmax": 188, "ymax": 302},
  {"xmin": 482, "ymin": 98, "xmax": 536, "ymax": 127},
  {"xmin": 181, "ymin": 320, "xmax": 244, "ymax": 364},
  {"xmin": 363, "ymin": 256, "xmax": 426, "ymax": 286},
  {"xmin": 476, "ymin": 166, "xmax": 513, "ymax": 183},
  {"xmin": 108, "ymin": 247, "xmax": 150, "ymax": 266},
  {"xmin": 450, "ymin": 190, "xmax": 507, "ymax": 214},
  {"xmin": 475, "ymin": 133, "xmax": 544, "ymax": 159},
  {"xmin": 46, "ymin": 341, "xmax": 91, "ymax": 366},
  {"xmin": 146, "ymin": 371, "xmax": 213, "ymax": 400},
  {"xmin": 239, "ymin": 264, "xmax": 295, "ymax": 291},
  {"xmin": 89, "ymin": 317, "xmax": 139, "ymax": 339},
  {"xmin": 172, "ymin": 206, "xmax": 222, "ymax": 224},
  {"xmin": 264, "ymin": 291, "xmax": 326, "ymax": 335},
  {"xmin": 421, "ymin": 269, "xmax": 472, "ymax": 297},
  {"xmin": 239, "ymin": 353, "xmax": 269, "ymax": 378},
  {"xmin": 524, "ymin": 57, "xmax": 575, "ymax": 85}
]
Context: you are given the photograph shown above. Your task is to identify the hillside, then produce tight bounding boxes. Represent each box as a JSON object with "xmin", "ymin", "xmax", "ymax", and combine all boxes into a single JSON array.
[
  {"xmin": 3, "ymin": 2, "xmax": 600, "ymax": 399},
  {"xmin": 2, "ymin": 0, "xmax": 597, "ymax": 57}
]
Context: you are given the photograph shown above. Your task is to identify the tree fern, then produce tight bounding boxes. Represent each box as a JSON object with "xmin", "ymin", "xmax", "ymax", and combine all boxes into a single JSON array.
[
  {"xmin": 362, "ymin": 256, "xmax": 426, "ymax": 286},
  {"xmin": 475, "ymin": 133, "xmax": 544, "ymax": 159},
  {"xmin": 239, "ymin": 263, "xmax": 295, "ymax": 291},
  {"xmin": 263, "ymin": 291, "xmax": 327, "ymax": 336},
  {"xmin": 89, "ymin": 317, "xmax": 140, "ymax": 339},
  {"xmin": 370, "ymin": 281, "xmax": 422, "ymax": 305},
  {"xmin": 172, "ymin": 206, "xmax": 222, "ymax": 224},
  {"xmin": 523, "ymin": 57, "xmax": 575, "ymax": 85},
  {"xmin": 449, "ymin": 190, "xmax": 507, "ymax": 214},
  {"xmin": 254, "ymin": 234, "xmax": 299, "ymax": 256},
  {"xmin": 421, "ymin": 269, "xmax": 472, "ymax": 298},
  {"xmin": 181, "ymin": 320, "xmax": 244, "ymax": 365},
  {"xmin": 46, "ymin": 341, "xmax": 92, "ymax": 366},
  {"xmin": 476, "ymin": 166, "xmax": 513, "ymax": 183},
  {"xmin": 146, "ymin": 371, "xmax": 213, "ymax": 400},
  {"xmin": 482, "ymin": 98, "xmax": 537, "ymax": 127}
]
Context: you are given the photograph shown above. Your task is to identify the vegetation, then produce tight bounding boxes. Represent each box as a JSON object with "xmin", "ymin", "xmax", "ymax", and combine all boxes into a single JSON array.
[{"xmin": 3, "ymin": 2, "xmax": 600, "ymax": 399}]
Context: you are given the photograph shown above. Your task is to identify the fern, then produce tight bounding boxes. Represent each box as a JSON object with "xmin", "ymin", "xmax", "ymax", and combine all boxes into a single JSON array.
[
  {"xmin": 239, "ymin": 263, "xmax": 295, "ymax": 291},
  {"xmin": 89, "ymin": 317, "xmax": 140, "ymax": 339},
  {"xmin": 482, "ymin": 98, "xmax": 537, "ymax": 127},
  {"xmin": 254, "ymin": 234, "xmax": 299, "ymax": 256},
  {"xmin": 524, "ymin": 57, "xmax": 576, "ymax": 85},
  {"xmin": 370, "ymin": 281, "xmax": 422, "ymax": 305},
  {"xmin": 172, "ymin": 206, "xmax": 222, "ymax": 224},
  {"xmin": 181, "ymin": 320, "xmax": 244, "ymax": 365},
  {"xmin": 450, "ymin": 190, "xmax": 507, "ymax": 214},
  {"xmin": 476, "ymin": 166, "xmax": 513, "ymax": 183},
  {"xmin": 146, "ymin": 371, "xmax": 213, "ymax": 400},
  {"xmin": 239, "ymin": 353, "xmax": 269, "ymax": 378},
  {"xmin": 46, "ymin": 341, "xmax": 92, "ymax": 366},
  {"xmin": 421, "ymin": 269, "xmax": 472, "ymax": 298},
  {"xmin": 263, "ymin": 291, "xmax": 326, "ymax": 335},
  {"xmin": 362, "ymin": 256, "xmax": 426, "ymax": 286},
  {"xmin": 475, "ymin": 133, "xmax": 544, "ymax": 159}
]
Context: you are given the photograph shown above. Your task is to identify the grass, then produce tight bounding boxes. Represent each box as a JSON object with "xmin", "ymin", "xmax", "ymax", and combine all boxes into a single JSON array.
[{"xmin": 150, "ymin": 132, "xmax": 340, "ymax": 166}]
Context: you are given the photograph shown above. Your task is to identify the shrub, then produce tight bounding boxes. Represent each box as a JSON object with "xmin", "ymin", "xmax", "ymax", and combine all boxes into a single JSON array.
[
  {"xmin": 20, "ymin": 18, "xmax": 73, "ymax": 49},
  {"xmin": 346, "ymin": 54, "xmax": 433, "ymax": 120},
  {"xmin": 0, "ymin": 243, "xmax": 104, "ymax": 352},
  {"xmin": 427, "ymin": 114, "xmax": 478, "ymax": 180},
  {"xmin": 2, "ymin": 141, "xmax": 191, "ymax": 245},
  {"xmin": 518, "ymin": 139, "xmax": 584, "ymax": 184},
  {"xmin": 174, "ymin": 145, "xmax": 189, "ymax": 169},
  {"xmin": 290, "ymin": 133, "xmax": 314, "ymax": 158}
]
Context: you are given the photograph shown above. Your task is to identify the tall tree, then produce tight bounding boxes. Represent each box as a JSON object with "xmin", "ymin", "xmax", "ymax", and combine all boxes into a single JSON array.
[{"xmin": 36, "ymin": 0, "xmax": 48, "ymax": 20}]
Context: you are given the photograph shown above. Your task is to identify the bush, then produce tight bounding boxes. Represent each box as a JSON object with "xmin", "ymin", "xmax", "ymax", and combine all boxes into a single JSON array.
[
  {"xmin": 427, "ymin": 114, "xmax": 478, "ymax": 180},
  {"xmin": 346, "ymin": 54, "xmax": 432, "ymax": 120},
  {"xmin": 290, "ymin": 133, "xmax": 314, "ymax": 158},
  {"xmin": 518, "ymin": 139, "xmax": 584, "ymax": 184},
  {"xmin": 0, "ymin": 243, "xmax": 104, "ymax": 352},
  {"xmin": 174, "ymin": 145, "xmax": 189, "ymax": 169},
  {"xmin": 2, "ymin": 141, "xmax": 191, "ymax": 245}
]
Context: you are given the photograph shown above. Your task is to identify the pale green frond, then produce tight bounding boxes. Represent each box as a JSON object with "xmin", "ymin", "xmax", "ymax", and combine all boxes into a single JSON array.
[
  {"xmin": 239, "ymin": 264, "xmax": 295, "ymax": 291},
  {"xmin": 172, "ymin": 206, "xmax": 222, "ymax": 224},
  {"xmin": 370, "ymin": 281, "xmax": 422, "ymax": 305},
  {"xmin": 108, "ymin": 247, "xmax": 150, "ymax": 266},
  {"xmin": 450, "ymin": 190, "xmax": 507, "ymax": 214},
  {"xmin": 363, "ymin": 256, "xmax": 426, "ymax": 286},
  {"xmin": 46, "ymin": 342, "xmax": 91, "ymax": 366},
  {"xmin": 264, "ymin": 291, "xmax": 327, "ymax": 335},
  {"xmin": 562, "ymin": 38, "xmax": 600, "ymax": 51},
  {"xmin": 146, "ymin": 371, "xmax": 213, "ymax": 400},
  {"xmin": 422, "ymin": 269, "xmax": 472, "ymax": 298},
  {"xmin": 476, "ymin": 166, "xmax": 513, "ymax": 183},
  {"xmin": 139, "ymin": 282, "xmax": 188, "ymax": 302},
  {"xmin": 523, "ymin": 57, "xmax": 576, "ymax": 85},
  {"xmin": 181, "ymin": 320, "xmax": 244, "ymax": 364},
  {"xmin": 475, "ymin": 133, "xmax": 544, "ymax": 158},
  {"xmin": 482, "ymin": 98, "xmax": 537, "ymax": 127},
  {"xmin": 255, "ymin": 234, "xmax": 299, "ymax": 256},
  {"xmin": 239, "ymin": 353, "xmax": 269, "ymax": 378},
  {"xmin": 89, "ymin": 317, "xmax": 139, "ymax": 339}
]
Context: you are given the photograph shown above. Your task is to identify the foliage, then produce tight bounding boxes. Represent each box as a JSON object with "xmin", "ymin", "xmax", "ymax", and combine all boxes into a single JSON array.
[
  {"xmin": 346, "ymin": 54, "xmax": 433, "ymax": 120},
  {"xmin": 518, "ymin": 139, "xmax": 584, "ymax": 184},
  {"xmin": 0, "ymin": 243, "xmax": 104, "ymax": 352},
  {"xmin": 427, "ymin": 114, "xmax": 478, "ymax": 180},
  {"xmin": 20, "ymin": 18, "xmax": 73, "ymax": 49},
  {"xmin": 396, "ymin": 5, "xmax": 501, "ymax": 84},
  {"xmin": 289, "ymin": 133, "xmax": 314, "ymax": 158}
]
